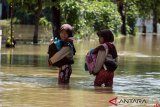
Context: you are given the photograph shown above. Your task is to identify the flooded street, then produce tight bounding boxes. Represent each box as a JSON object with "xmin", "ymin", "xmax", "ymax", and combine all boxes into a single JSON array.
[{"xmin": 0, "ymin": 35, "xmax": 160, "ymax": 107}]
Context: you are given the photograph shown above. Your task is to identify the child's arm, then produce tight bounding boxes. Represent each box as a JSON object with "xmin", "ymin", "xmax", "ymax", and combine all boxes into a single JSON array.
[
  {"xmin": 49, "ymin": 46, "xmax": 71, "ymax": 64},
  {"xmin": 92, "ymin": 50, "xmax": 106, "ymax": 74}
]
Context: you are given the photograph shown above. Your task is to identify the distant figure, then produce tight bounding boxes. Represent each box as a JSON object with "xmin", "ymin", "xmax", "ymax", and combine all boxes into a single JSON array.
[
  {"xmin": 85, "ymin": 29, "xmax": 118, "ymax": 87},
  {"xmin": 48, "ymin": 24, "xmax": 76, "ymax": 84},
  {"xmin": 6, "ymin": 36, "xmax": 16, "ymax": 48}
]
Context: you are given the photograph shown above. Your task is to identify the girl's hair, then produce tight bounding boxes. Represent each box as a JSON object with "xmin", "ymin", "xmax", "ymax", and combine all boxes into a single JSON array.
[
  {"xmin": 97, "ymin": 29, "xmax": 114, "ymax": 42},
  {"xmin": 60, "ymin": 24, "xmax": 73, "ymax": 37}
]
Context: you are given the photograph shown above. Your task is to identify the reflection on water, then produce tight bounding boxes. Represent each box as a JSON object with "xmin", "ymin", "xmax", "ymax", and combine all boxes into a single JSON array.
[{"xmin": 0, "ymin": 35, "xmax": 160, "ymax": 107}]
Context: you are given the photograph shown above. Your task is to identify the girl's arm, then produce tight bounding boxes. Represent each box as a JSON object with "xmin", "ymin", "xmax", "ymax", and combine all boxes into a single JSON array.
[
  {"xmin": 49, "ymin": 46, "xmax": 71, "ymax": 64},
  {"xmin": 92, "ymin": 49, "xmax": 106, "ymax": 74}
]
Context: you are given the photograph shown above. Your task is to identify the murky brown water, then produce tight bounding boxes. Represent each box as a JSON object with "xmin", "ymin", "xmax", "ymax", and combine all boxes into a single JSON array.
[{"xmin": 0, "ymin": 34, "xmax": 160, "ymax": 107}]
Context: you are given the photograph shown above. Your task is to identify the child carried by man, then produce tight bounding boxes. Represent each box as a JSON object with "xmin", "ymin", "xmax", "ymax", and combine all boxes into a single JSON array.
[{"xmin": 48, "ymin": 24, "xmax": 76, "ymax": 84}]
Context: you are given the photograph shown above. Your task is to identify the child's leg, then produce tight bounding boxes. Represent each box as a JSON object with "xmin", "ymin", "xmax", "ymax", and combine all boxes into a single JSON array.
[
  {"xmin": 58, "ymin": 65, "xmax": 72, "ymax": 84},
  {"xmin": 94, "ymin": 69, "xmax": 106, "ymax": 86},
  {"xmin": 104, "ymin": 71, "xmax": 114, "ymax": 87},
  {"xmin": 94, "ymin": 69, "xmax": 114, "ymax": 87}
]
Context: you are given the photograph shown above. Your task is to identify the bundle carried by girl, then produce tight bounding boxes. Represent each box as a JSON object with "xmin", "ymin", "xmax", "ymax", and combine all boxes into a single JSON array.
[
  {"xmin": 85, "ymin": 42, "xmax": 117, "ymax": 74},
  {"xmin": 48, "ymin": 38, "xmax": 76, "ymax": 67},
  {"xmin": 84, "ymin": 49, "xmax": 97, "ymax": 74}
]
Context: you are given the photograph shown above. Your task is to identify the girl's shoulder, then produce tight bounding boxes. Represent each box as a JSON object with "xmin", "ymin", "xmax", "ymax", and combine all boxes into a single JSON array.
[
  {"xmin": 92, "ymin": 45, "xmax": 106, "ymax": 54},
  {"xmin": 93, "ymin": 42, "xmax": 116, "ymax": 54}
]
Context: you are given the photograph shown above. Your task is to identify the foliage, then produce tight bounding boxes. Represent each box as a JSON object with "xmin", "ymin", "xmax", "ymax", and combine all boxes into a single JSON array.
[
  {"xmin": 39, "ymin": 17, "xmax": 51, "ymax": 27},
  {"xmin": 0, "ymin": 20, "xmax": 10, "ymax": 37},
  {"xmin": 134, "ymin": 0, "xmax": 151, "ymax": 19},
  {"xmin": 126, "ymin": 2, "xmax": 139, "ymax": 35},
  {"xmin": 5, "ymin": 0, "xmax": 150, "ymax": 39},
  {"xmin": 39, "ymin": 17, "xmax": 52, "ymax": 35},
  {"xmin": 61, "ymin": 0, "xmax": 121, "ymax": 38},
  {"xmin": 86, "ymin": 1, "xmax": 121, "ymax": 32},
  {"xmin": 7, "ymin": 0, "xmax": 52, "ymax": 24},
  {"xmin": 134, "ymin": 0, "xmax": 160, "ymax": 20},
  {"xmin": 14, "ymin": 5, "xmax": 35, "ymax": 24},
  {"xmin": 60, "ymin": 0, "xmax": 81, "ymax": 30},
  {"xmin": 0, "ymin": 20, "xmax": 10, "ymax": 27},
  {"xmin": 133, "ymin": 0, "xmax": 160, "ymax": 33}
]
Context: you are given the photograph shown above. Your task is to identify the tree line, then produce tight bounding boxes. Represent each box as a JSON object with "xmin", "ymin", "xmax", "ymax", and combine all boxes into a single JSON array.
[{"xmin": 1, "ymin": 0, "xmax": 160, "ymax": 44}]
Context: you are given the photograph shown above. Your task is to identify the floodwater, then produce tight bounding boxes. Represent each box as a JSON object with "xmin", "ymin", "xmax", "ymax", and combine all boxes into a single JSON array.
[{"xmin": 0, "ymin": 34, "xmax": 160, "ymax": 107}]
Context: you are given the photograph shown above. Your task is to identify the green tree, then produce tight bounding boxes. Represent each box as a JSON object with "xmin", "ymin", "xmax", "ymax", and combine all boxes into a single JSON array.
[
  {"xmin": 52, "ymin": 0, "xmax": 60, "ymax": 38},
  {"xmin": 61, "ymin": 0, "xmax": 81, "ymax": 31},
  {"xmin": 126, "ymin": 1, "xmax": 138, "ymax": 35},
  {"xmin": 135, "ymin": 0, "xmax": 160, "ymax": 34},
  {"xmin": 116, "ymin": 0, "xmax": 127, "ymax": 35},
  {"xmin": 32, "ymin": 0, "xmax": 42, "ymax": 44},
  {"xmin": 114, "ymin": 0, "xmax": 139, "ymax": 35},
  {"xmin": 61, "ymin": 0, "xmax": 121, "ymax": 38},
  {"xmin": 7, "ymin": 0, "xmax": 43, "ymax": 44}
]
